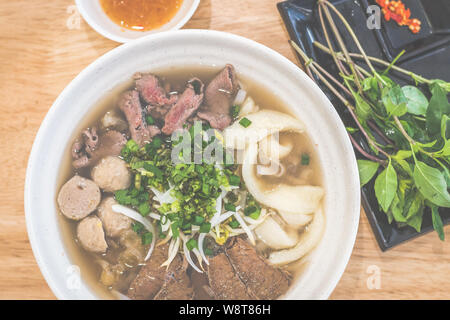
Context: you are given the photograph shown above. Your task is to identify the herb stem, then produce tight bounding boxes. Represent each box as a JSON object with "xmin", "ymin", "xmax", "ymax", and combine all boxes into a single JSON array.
[
  {"xmin": 319, "ymin": 1, "xmax": 364, "ymax": 91},
  {"xmin": 291, "ymin": 41, "xmax": 390, "ymax": 159},
  {"xmin": 368, "ymin": 120, "xmax": 395, "ymax": 146},
  {"xmin": 394, "ymin": 116, "xmax": 416, "ymax": 145},
  {"xmin": 314, "ymin": 41, "xmax": 450, "ymax": 91},
  {"xmin": 348, "ymin": 134, "xmax": 387, "ymax": 165}
]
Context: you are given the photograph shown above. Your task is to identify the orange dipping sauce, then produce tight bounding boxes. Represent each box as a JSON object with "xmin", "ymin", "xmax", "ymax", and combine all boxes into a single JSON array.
[{"xmin": 100, "ymin": 0, "xmax": 184, "ymax": 31}]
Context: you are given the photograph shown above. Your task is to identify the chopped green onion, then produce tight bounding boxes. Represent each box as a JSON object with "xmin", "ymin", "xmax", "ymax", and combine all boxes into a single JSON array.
[
  {"xmin": 193, "ymin": 216, "xmax": 205, "ymax": 226},
  {"xmin": 229, "ymin": 219, "xmax": 240, "ymax": 229},
  {"xmin": 146, "ymin": 115, "xmax": 155, "ymax": 125},
  {"xmin": 224, "ymin": 203, "xmax": 236, "ymax": 212},
  {"xmin": 239, "ymin": 117, "xmax": 252, "ymax": 128},
  {"xmin": 301, "ymin": 153, "xmax": 310, "ymax": 165},
  {"xmin": 229, "ymin": 174, "xmax": 241, "ymax": 186},
  {"xmin": 151, "ymin": 136, "xmax": 162, "ymax": 148},
  {"xmin": 171, "ymin": 221, "xmax": 180, "ymax": 238},
  {"xmin": 141, "ymin": 232, "xmax": 153, "ymax": 245},
  {"xmin": 143, "ymin": 163, "xmax": 163, "ymax": 179},
  {"xmin": 138, "ymin": 202, "xmax": 150, "ymax": 216},
  {"xmin": 132, "ymin": 222, "xmax": 145, "ymax": 234},
  {"xmin": 231, "ymin": 105, "xmax": 240, "ymax": 119},
  {"xmin": 186, "ymin": 238, "xmax": 198, "ymax": 251},
  {"xmin": 200, "ymin": 222, "xmax": 211, "ymax": 233}
]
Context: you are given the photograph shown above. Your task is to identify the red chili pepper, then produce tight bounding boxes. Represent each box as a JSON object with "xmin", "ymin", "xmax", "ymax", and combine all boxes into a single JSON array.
[{"xmin": 376, "ymin": 0, "xmax": 421, "ymax": 34}]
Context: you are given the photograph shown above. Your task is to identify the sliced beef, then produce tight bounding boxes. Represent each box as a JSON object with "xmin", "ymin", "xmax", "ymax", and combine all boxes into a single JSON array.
[
  {"xmin": 190, "ymin": 270, "xmax": 214, "ymax": 300},
  {"xmin": 162, "ymin": 78, "xmax": 204, "ymax": 135},
  {"xmin": 146, "ymin": 104, "xmax": 171, "ymax": 120},
  {"xmin": 225, "ymin": 237, "xmax": 290, "ymax": 300},
  {"xmin": 72, "ymin": 130, "xmax": 127, "ymax": 169},
  {"xmin": 118, "ymin": 90, "xmax": 160, "ymax": 146},
  {"xmin": 154, "ymin": 258, "xmax": 194, "ymax": 300},
  {"xmin": 207, "ymin": 252, "xmax": 253, "ymax": 300},
  {"xmin": 127, "ymin": 243, "xmax": 170, "ymax": 300},
  {"xmin": 127, "ymin": 243, "xmax": 194, "ymax": 300},
  {"xmin": 134, "ymin": 73, "xmax": 178, "ymax": 106},
  {"xmin": 197, "ymin": 64, "xmax": 239, "ymax": 130}
]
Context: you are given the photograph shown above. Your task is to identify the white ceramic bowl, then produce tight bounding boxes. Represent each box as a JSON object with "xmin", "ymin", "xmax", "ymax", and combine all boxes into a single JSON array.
[
  {"xmin": 75, "ymin": 0, "xmax": 200, "ymax": 43},
  {"xmin": 25, "ymin": 30, "xmax": 360, "ymax": 300}
]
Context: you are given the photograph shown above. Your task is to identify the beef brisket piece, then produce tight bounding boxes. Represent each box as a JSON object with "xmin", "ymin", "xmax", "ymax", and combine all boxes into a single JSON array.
[
  {"xmin": 72, "ymin": 129, "xmax": 126, "ymax": 169},
  {"xmin": 154, "ymin": 258, "xmax": 194, "ymax": 300},
  {"xmin": 197, "ymin": 64, "xmax": 239, "ymax": 130},
  {"xmin": 225, "ymin": 237, "xmax": 290, "ymax": 300},
  {"xmin": 207, "ymin": 252, "xmax": 253, "ymax": 300},
  {"xmin": 127, "ymin": 243, "xmax": 169, "ymax": 300},
  {"xmin": 162, "ymin": 78, "xmax": 204, "ymax": 135},
  {"xmin": 119, "ymin": 90, "xmax": 160, "ymax": 146},
  {"xmin": 134, "ymin": 73, "xmax": 178, "ymax": 106},
  {"xmin": 127, "ymin": 243, "xmax": 193, "ymax": 300}
]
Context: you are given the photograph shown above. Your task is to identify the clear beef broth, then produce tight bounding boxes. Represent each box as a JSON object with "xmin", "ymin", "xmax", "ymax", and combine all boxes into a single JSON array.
[{"xmin": 57, "ymin": 66, "xmax": 324, "ymax": 299}]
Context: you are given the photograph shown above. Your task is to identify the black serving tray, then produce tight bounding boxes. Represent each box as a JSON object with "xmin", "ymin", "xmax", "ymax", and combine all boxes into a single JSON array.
[{"xmin": 278, "ymin": 0, "xmax": 450, "ymax": 250}]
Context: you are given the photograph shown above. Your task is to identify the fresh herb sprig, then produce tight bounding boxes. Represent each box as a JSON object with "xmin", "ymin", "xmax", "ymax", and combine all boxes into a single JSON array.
[{"xmin": 291, "ymin": 0, "xmax": 450, "ymax": 239}]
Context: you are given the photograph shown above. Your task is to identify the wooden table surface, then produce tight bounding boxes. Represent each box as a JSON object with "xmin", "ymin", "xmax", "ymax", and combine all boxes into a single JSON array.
[{"xmin": 0, "ymin": 0, "xmax": 448, "ymax": 300}]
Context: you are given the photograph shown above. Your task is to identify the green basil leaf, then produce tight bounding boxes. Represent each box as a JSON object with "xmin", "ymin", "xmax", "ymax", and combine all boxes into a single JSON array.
[
  {"xmin": 392, "ymin": 150, "xmax": 412, "ymax": 160},
  {"xmin": 374, "ymin": 161, "xmax": 398, "ymax": 212},
  {"xmin": 426, "ymin": 83, "xmax": 450, "ymax": 137},
  {"xmin": 382, "ymin": 86, "xmax": 408, "ymax": 117},
  {"xmin": 354, "ymin": 92, "xmax": 372, "ymax": 120},
  {"xmin": 394, "ymin": 159, "xmax": 413, "ymax": 176},
  {"xmin": 402, "ymin": 86, "xmax": 428, "ymax": 115},
  {"xmin": 390, "ymin": 191, "xmax": 406, "ymax": 222},
  {"xmin": 441, "ymin": 115, "xmax": 450, "ymax": 140},
  {"xmin": 405, "ymin": 192, "xmax": 423, "ymax": 219},
  {"xmin": 357, "ymin": 160, "xmax": 380, "ymax": 187},
  {"xmin": 431, "ymin": 204, "xmax": 445, "ymax": 241},
  {"xmin": 405, "ymin": 205, "xmax": 424, "ymax": 232},
  {"xmin": 413, "ymin": 160, "xmax": 450, "ymax": 207}
]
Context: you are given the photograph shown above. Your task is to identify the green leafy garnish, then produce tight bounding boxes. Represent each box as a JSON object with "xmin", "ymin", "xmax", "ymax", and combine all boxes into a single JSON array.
[{"xmin": 239, "ymin": 117, "xmax": 252, "ymax": 128}]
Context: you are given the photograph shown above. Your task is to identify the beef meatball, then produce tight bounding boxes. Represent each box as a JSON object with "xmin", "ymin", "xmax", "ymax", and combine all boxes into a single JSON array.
[
  {"xmin": 97, "ymin": 197, "xmax": 132, "ymax": 237},
  {"xmin": 77, "ymin": 216, "xmax": 108, "ymax": 253},
  {"xmin": 91, "ymin": 156, "xmax": 131, "ymax": 192},
  {"xmin": 57, "ymin": 175, "xmax": 101, "ymax": 220}
]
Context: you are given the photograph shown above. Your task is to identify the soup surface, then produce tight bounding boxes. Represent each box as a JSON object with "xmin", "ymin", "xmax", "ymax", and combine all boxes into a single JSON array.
[
  {"xmin": 57, "ymin": 65, "xmax": 325, "ymax": 300},
  {"xmin": 100, "ymin": 0, "xmax": 183, "ymax": 31}
]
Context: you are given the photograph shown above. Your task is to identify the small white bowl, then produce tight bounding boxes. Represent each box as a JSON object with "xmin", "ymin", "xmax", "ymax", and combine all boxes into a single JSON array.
[
  {"xmin": 75, "ymin": 0, "xmax": 200, "ymax": 43},
  {"xmin": 25, "ymin": 30, "xmax": 360, "ymax": 299}
]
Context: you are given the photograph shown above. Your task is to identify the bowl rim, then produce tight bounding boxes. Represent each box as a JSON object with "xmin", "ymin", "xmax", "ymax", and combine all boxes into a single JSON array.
[
  {"xmin": 75, "ymin": 0, "xmax": 201, "ymax": 43},
  {"xmin": 25, "ymin": 29, "xmax": 360, "ymax": 300}
]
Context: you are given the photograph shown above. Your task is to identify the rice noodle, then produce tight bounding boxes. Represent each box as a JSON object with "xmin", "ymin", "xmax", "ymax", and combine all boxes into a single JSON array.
[
  {"xmin": 268, "ymin": 206, "xmax": 325, "ymax": 265},
  {"xmin": 256, "ymin": 161, "xmax": 285, "ymax": 177},
  {"xmin": 111, "ymin": 205, "xmax": 156, "ymax": 261},
  {"xmin": 242, "ymin": 143, "xmax": 324, "ymax": 214}
]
